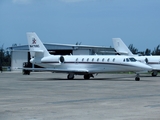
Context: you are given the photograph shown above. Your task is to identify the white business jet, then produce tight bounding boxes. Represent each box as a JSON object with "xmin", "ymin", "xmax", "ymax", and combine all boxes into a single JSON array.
[
  {"xmin": 113, "ymin": 38, "xmax": 160, "ymax": 76},
  {"xmin": 23, "ymin": 32, "xmax": 152, "ymax": 81}
]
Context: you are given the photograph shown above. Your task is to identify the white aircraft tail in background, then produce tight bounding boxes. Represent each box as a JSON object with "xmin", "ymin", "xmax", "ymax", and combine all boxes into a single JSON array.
[
  {"xmin": 112, "ymin": 38, "xmax": 134, "ymax": 56},
  {"xmin": 21, "ymin": 32, "xmax": 152, "ymax": 81},
  {"xmin": 112, "ymin": 38, "xmax": 160, "ymax": 77}
]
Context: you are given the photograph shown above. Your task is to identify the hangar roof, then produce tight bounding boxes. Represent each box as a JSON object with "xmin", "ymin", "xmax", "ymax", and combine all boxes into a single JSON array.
[
  {"xmin": 8, "ymin": 43, "xmax": 115, "ymax": 54},
  {"xmin": 9, "ymin": 43, "xmax": 114, "ymax": 50}
]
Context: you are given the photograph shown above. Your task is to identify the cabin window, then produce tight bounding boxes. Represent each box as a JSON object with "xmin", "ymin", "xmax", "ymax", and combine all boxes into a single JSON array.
[
  {"xmin": 97, "ymin": 58, "xmax": 99, "ymax": 62},
  {"xmin": 102, "ymin": 58, "xmax": 105, "ymax": 62},
  {"xmin": 82, "ymin": 58, "xmax": 84, "ymax": 61},
  {"xmin": 113, "ymin": 58, "xmax": 115, "ymax": 62},
  {"xmin": 87, "ymin": 58, "xmax": 89, "ymax": 62},
  {"xmin": 123, "ymin": 59, "xmax": 125, "ymax": 62},
  {"xmin": 92, "ymin": 58, "xmax": 94, "ymax": 61},
  {"xmin": 76, "ymin": 58, "xmax": 78, "ymax": 62},
  {"xmin": 107, "ymin": 58, "xmax": 110, "ymax": 62},
  {"xmin": 59, "ymin": 56, "xmax": 65, "ymax": 63}
]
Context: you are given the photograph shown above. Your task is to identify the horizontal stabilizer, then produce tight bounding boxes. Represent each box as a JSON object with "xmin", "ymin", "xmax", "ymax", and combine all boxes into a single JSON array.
[
  {"xmin": 117, "ymin": 51, "xmax": 129, "ymax": 55},
  {"xmin": 30, "ymin": 50, "xmax": 44, "ymax": 53}
]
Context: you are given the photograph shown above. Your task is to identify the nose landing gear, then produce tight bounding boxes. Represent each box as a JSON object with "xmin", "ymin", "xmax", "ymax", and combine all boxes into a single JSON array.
[{"xmin": 135, "ymin": 73, "xmax": 140, "ymax": 81}]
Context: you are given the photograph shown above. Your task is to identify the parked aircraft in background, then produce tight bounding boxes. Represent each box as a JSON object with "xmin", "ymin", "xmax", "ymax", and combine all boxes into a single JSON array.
[
  {"xmin": 22, "ymin": 32, "xmax": 152, "ymax": 81},
  {"xmin": 113, "ymin": 38, "xmax": 160, "ymax": 76}
]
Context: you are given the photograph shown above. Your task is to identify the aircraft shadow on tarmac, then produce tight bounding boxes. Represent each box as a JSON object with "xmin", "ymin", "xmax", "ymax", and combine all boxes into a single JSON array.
[
  {"xmin": 19, "ymin": 73, "xmax": 158, "ymax": 82},
  {"xmin": 1, "ymin": 72, "xmax": 157, "ymax": 82},
  {"xmin": 20, "ymin": 76, "xmax": 140, "ymax": 81}
]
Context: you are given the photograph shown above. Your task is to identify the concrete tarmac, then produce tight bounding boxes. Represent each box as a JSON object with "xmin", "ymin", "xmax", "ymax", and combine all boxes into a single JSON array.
[{"xmin": 0, "ymin": 72, "xmax": 160, "ymax": 120}]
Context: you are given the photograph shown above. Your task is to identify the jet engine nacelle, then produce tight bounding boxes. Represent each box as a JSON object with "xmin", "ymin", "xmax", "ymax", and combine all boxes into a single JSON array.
[{"xmin": 41, "ymin": 55, "xmax": 65, "ymax": 65}]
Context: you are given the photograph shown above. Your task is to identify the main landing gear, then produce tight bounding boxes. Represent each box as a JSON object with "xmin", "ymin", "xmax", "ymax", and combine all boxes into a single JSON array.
[
  {"xmin": 67, "ymin": 73, "xmax": 74, "ymax": 80},
  {"xmin": 84, "ymin": 74, "xmax": 94, "ymax": 80},
  {"xmin": 67, "ymin": 73, "xmax": 94, "ymax": 80}
]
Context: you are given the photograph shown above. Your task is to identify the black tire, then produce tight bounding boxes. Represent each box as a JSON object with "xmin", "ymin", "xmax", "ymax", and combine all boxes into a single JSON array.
[
  {"xmin": 27, "ymin": 71, "xmax": 30, "ymax": 75},
  {"xmin": 135, "ymin": 77, "xmax": 140, "ymax": 81},
  {"xmin": 152, "ymin": 72, "xmax": 157, "ymax": 77},
  {"xmin": 67, "ymin": 74, "xmax": 74, "ymax": 80},
  {"xmin": 84, "ymin": 74, "xmax": 90, "ymax": 79}
]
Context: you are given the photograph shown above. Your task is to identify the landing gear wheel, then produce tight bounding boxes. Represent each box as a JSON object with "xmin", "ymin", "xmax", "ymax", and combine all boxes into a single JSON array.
[
  {"xmin": 152, "ymin": 71, "xmax": 158, "ymax": 77},
  {"xmin": 135, "ymin": 77, "xmax": 140, "ymax": 81},
  {"xmin": 27, "ymin": 71, "xmax": 30, "ymax": 75},
  {"xmin": 23, "ymin": 70, "xmax": 30, "ymax": 75},
  {"xmin": 67, "ymin": 73, "xmax": 74, "ymax": 80},
  {"xmin": 84, "ymin": 74, "xmax": 90, "ymax": 79},
  {"xmin": 135, "ymin": 73, "xmax": 140, "ymax": 81}
]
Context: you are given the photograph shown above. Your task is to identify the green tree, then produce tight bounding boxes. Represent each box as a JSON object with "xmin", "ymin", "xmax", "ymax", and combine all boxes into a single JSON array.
[
  {"xmin": 145, "ymin": 48, "xmax": 151, "ymax": 55},
  {"xmin": 152, "ymin": 45, "xmax": 160, "ymax": 55},
  {"xmin": 0, "ymin": 47, "xmax": 11, "ymax": 66},
  {"xmin": 0, "ymin": 47, "xmax": 4, "ymax": 66},
  {"xmin": 128, "ymin": 44, "xmax": 138, "ymax": 54}
]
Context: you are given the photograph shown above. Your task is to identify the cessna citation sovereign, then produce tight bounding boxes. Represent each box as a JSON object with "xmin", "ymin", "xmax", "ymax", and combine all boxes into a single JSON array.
[
  {"xmin": 23, "ymin": 32, "xmax": 152, "ymax": 81},
  {"xmin": 113, "ymin": 38, "xmax": 160, "ymax": 77}
]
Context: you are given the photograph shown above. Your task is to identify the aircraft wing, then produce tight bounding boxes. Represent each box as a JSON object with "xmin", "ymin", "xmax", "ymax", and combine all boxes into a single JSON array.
[{"xmin": 19, "ymin": 67, "xmax": 89, "ymax": 74}]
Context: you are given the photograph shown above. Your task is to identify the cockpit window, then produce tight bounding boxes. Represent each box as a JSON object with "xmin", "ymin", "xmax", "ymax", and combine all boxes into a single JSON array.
[
  {"xmin": 126, "ymin": 58, "xmax": 129, "ymax": 62},
  {"xmin": 129, "ymin": 57, "xmax": 137, "ymax": 62}
]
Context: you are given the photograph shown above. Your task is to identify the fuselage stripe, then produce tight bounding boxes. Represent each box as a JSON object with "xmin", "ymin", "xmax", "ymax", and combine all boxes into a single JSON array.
[{"xmin": 41, "ymin": 61, "xmax": 135, "ymax": 67}]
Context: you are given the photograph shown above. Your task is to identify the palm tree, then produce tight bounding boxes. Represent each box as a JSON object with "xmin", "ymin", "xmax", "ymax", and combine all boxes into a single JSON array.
[
  {"xmin": 128, "ymin": 44, "xmax": 138, "ymax": 54},
  {"xmin": 152, "ymin": 45, "xmax": 160, "ymax": 55}
]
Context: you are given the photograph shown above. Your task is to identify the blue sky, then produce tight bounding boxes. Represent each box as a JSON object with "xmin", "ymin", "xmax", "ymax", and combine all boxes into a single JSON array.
[{"xmin": 0, "ymin": 0, "xmax": 160, "ymax": 51}]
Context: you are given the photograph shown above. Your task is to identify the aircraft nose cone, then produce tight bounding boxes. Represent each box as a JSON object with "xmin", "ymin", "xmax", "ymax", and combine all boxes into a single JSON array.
[
  {"xmin": 139, "ymin": 63, "xmax": 152, "ymax": 71},
  {"xmin": 145, "ymin": 65, "xmax": 152, "ymax": 70}
]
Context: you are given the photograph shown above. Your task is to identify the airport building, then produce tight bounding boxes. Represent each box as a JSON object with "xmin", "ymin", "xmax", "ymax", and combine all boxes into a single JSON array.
[{"xmin": 9, "ymin": 43, "xmax": 115, "ymax": 71}]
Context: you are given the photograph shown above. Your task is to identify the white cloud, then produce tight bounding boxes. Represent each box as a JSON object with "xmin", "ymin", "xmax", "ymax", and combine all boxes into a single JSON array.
[{"xmin": 12, "ymin": 0, "xmax": 32, "ymax": 4}]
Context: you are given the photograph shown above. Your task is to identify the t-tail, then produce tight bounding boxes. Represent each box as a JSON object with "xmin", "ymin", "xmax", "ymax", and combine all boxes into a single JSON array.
[
  {"xmin": 112, "ymin": 38, "xmax": 133, "ymax": 56},
  {"xmin": 27, "ymin": 32, "xmax": 50, "ymax": 58}
]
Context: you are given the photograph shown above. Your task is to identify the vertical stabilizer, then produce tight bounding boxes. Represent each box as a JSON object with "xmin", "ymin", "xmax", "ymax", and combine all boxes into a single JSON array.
[
  {"xmin": 112, "ymin": 38, "xmax": 133, "ymax": 56},
  {"xmin": 27, "ymin": 32, "xmax": 50, "ymax": 58}
]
